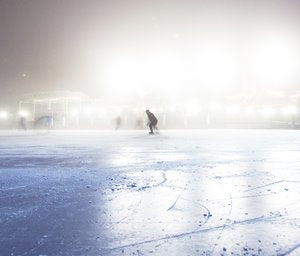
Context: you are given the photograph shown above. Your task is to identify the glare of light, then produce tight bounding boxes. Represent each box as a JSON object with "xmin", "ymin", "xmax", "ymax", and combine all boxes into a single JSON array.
[
  {"xmin": 70, "ymin": 110, "xmax": 79, "ymax": 117},
  {"xmin": 144, "ymin": 53, "xmax": 182, "ymax": 90},
  {"xmin": 132, "ymin": 108, "xmax": 139, "ymax": 114},
  {"xmin": 194, "ymin": 42, "xmax": 238, "ymax": 89},
  {"xmin": 0, "ymin": 111, "xmax": 8, "ymax": 119},
  {"xmin": 226, "ymin": 106, "xmax": 240, "ymax": 115},
  {"xmin": 83, "ymin": 108, "xmax": 93, "ymax": 117},
  {"xmin": 19, "ymin": 110, "xmax": 29, "ymax": 117},
  {"xmin": 98, "ymin": 108, "xmax": 107, "ymax": 116},
  {"xmin": 114, "ymin": 107, "xmax": 122, "ymax": 115},
  {"xmin": 168, "ymin": 106, "xmax": 175, "ymax": 112},
  {"xmin": 281, "ymin": 105, "xmax": 298, "ymax": 116},
  {"xmin": 245, "ymin": 106, "xmax": 255, "ymax": 115},
  {"xmin": 210, "ymin": 103, "xmax": 222, "ymax": 112},
  {"xmin": 262, "ymin": 107, "xmax": 276, "ymax": 117},
  {"xmin": 186, "ymin": 103, "xmax": 201, "ymax": 116},
  {"xmin": 138, "ymin": 89, "xmax": 149, "ymax": 98},
  {"xmin": 102, "ymin": 55, "xmax": 141, "ymax": 96},
  {"xmin": 253, "ymin": 35, "xmax": 300, "ymax": 85}
]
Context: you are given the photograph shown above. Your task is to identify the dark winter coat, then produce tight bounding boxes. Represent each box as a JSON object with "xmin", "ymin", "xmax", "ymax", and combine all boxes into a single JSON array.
[{"xmin": 146, "ymin": 111, "xmax": 158, "ymax": 125}]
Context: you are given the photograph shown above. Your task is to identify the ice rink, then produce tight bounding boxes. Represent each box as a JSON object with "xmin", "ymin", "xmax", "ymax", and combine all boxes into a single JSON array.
[{"xmin": 0, "ymin": 130, "xmax": 300, "ymax": 256}]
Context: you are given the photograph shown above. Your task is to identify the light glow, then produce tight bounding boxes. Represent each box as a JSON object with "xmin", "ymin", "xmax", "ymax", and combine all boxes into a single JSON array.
[
  {"xmin": 70, "ymin": 110, "xmax": 79, "ymax": 117},
  {"xmin": 186, "ymin": 102, "xmax": 201, "ymax": 117},
  {"xmin": 210, "ymin": 104, "xmax": 222, "ymax": 112},
  {"xmin": 0, "ymin": 111, "xmax": 8, "ymax": 119},
  {"xmin": 19, "ymin": 110, "xmax": 29, "ymax": 117},
  {"xmin": 226, "ymin": 106, "xmax": 240, "ymax": 116},
  {"xmin": 245, "ymin": 107, "xmax": 255, "ymax": 115},
  {"xmin": 281, "ymin": 105, "xmax": 298, "ymax": 116},
  {"xmin": 252, "ymin": 35, "xmax": 300, "ymax": 86},
  {"xmin": 83, "ymin": 108, "xmax": 93, "ymax": 117},
  {"xmin": 262, "ymin": 107, "xmax": 276, "ymax": 117}
]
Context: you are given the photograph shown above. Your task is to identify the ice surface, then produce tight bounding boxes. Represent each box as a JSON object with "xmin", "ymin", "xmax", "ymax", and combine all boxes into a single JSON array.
[{"xmin": 0, "ymin": 130, "xmax": 299, "ymax": 256}]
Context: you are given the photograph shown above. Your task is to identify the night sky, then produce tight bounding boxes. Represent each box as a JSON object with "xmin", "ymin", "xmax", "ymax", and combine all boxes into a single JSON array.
[{"xmin": 1, "ymin": 0, "xmax": 300, "ymax": 108}]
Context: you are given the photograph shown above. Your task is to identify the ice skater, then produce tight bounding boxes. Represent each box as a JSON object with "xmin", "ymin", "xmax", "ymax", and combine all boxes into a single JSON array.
[
  {"xmin": 135, "ymin": 117, "xmax": 143, "ymax": 129},
  {"xmin": 145, "ymin": 109, "xmax": 158, "ymax": 134},
  {"xmin": 115, "ymin": 116, "xmax": 122, "ymax": 130},
  {"xmin": 34, "ymin": 115, "xmax": 53, "ymax": 129},
  {"xmin": 19, "ymin": 117, "xmax": 27, "ymax": 130}
]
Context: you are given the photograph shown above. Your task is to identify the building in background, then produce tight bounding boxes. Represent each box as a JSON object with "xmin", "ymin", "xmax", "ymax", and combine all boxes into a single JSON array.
[{"xmin": 1, "ymin": 89, "xmax": 300, "ymax": 129}]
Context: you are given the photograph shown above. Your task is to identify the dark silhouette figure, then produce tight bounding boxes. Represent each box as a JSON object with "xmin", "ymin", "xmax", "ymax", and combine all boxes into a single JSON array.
[
  {"xmin": 34, "ymin": 115, "xmax": 52, "ymax": 129},
  {"xmin": 115, "ymin": 116, "xmax": 122, "ymax": 130},
  {"xmin": 145, "ymin": 110, "xmax": 158, "ymax": 134},
  {"xmin": 135, "ymin": 117, "xmax": 143, "ymax": 129},
  {"xmin": 19, "ymin": 117, "xmax": 27, "ymax": 130}
]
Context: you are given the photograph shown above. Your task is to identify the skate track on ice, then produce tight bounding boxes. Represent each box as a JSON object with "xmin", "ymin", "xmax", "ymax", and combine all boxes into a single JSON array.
[{"xmin": 0, "ymin": 130, "xmax": 300, "ymax": 256}]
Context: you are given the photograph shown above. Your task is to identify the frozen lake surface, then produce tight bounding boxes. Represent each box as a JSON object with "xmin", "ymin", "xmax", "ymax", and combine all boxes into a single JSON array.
[{"xmin": 0, "ymin": 130, "xmax": 299, "ymax": 256}]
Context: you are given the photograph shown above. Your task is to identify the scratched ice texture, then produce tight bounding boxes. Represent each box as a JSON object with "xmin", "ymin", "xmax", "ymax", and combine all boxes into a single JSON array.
[{"xmin": 0, "ymin": 130, "xmax": 299, "ymax": 256}]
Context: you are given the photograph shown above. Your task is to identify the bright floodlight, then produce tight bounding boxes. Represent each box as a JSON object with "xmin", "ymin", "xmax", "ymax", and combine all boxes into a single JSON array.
[
  {"xmin": 186, "ymin": 102, "xmax": 201, "ymax": 117},
  {"xmin": 83, "ymin": 108, "xmax": 93, "ymax": 117},
  {"xmin": 70, "ymin": 110, "xmax": 79, "ymax": 117},
  {"xmin": 195, "ymin": 44, "xmax": 238, "ymax": 88},
  {"xmin": 19, "ymin": 110, "xmax": 29, "ymax": 117},
  {"xmin": 114, "ymin": 107, "xmax": 122, "ymax": 115},
  {"xmin": 281, "ymin": 105, "xmax": 298, "ymax": 116},
  {"xmin": 168, "ymin": 106, "xmax": 175, "ymax": 112},
  {"xmin": 245, "ymin": 106, "xmax": 255, "ymax": 115},
  {"xmin": 103, "ymin": 55, "xmax": 141, "ymax": 97},
  {"xmin": 98, "ymin": 108, "xmax": 107, "ymax": 117},
  {"xmin": 226, "ymin": 106, "xmax": 240, "ymax": 115},
  {"xmin": 253, "ymin": 35, "xmax": 299, "ymax": 85},
  {"xmin": 262, "ymin": 107, "xmax": 276, "ymax": 117},
  {"xmin": 210, "ymin": 103, "xmax": 222, "ymax": 112},
  {"xmin": 0, "ymin": 111, "xmax": 8, "ymax": 119}
]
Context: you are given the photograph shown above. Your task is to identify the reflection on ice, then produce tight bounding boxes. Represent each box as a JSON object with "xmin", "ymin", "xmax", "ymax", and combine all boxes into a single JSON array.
[
  {"xmin": 101, "ymin": 167, "xmax": 300, "ymax": 255},
  {"xmin": 0, "ymin": 130, "xmax": 300, "ymax": 255},
  {"xmin": 109, "ymin": 147, "xmax": 186, "ymax": 167}
]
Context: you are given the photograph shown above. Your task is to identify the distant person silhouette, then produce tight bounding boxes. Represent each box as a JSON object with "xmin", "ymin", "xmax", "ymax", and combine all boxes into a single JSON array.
[
  {"xmin": 115, "ymin": 116, "xmax": 122, "ymax": 130},
  {"xmin": 19, "ymin": 117, "xmax": 27, "ymax": 131},
  {"xmin": 135, "ymin": 117, "xmax": 143, "ymax": 129},
  {"xmin": 145, "ymin": 110, "xmax": 158, "ymax": 134},
  {"xmin": 34, "ymin": 115, "xmax": 52, "ymax": 129}
]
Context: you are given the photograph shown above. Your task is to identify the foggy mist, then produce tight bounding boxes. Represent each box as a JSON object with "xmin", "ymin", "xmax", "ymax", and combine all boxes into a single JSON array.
[{"xmin": 1, "ymin": 0, "xmax": 300, "ymax": 109}]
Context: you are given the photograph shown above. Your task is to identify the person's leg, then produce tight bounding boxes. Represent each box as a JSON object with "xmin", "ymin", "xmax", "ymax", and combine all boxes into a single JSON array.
[{"xmin": 149, "ymin": 123, "xmax": 154, "ymax": 133}]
